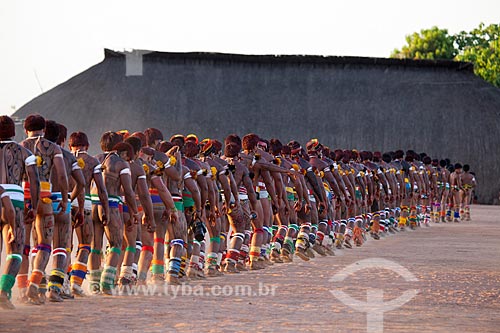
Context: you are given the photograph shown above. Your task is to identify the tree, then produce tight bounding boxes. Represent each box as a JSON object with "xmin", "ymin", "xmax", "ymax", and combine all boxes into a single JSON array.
[
  {"xmin": 455, "ymin": 23, "xmax": 500, "ymax": 87},
  {"xmin": 391, "ymin": 26, "xmax": 457, "ymax": 60},
  {"xmin": 391, "ymin": 23, "xmax": 500, "ymax": 87}
]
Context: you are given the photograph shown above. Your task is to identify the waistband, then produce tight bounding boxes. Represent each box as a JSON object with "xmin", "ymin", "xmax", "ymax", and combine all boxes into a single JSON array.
[
  {"xmin": 71, "ymin": 194, "xmax": 92, "ymax": 211},
  {"xmin": 51, "ymin": 192, "xmax": 72, "ymax": 214},
  {"xmin": 1, "ymin": 184, "xmax": 24, "ymax": 209},
  {"xmin": 23, "ymin": 181, "xmax": 52, "ymax": 199},
  {"xmin": 172, "ymin": 195, "xmax": 184, "ymax": 211}
]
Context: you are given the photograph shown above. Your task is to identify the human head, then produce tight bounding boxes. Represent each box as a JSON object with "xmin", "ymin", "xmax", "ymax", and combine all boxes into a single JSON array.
[
  {"xmin": 200, "ymin": 139, "xmax": 215, "ymax": 157},
  {"xmin": 394, "ymin": 150, "xmax": 404, "ymax": 160},
  {"xmin": 144, "ymin": 128, "xmax": 163, "ymax": 148},
  {"xmin": 124, "ymin": 136, "xmax": 142, "ymax": 156},
  {"xmin": 130, "ymin": 132, "xmax": 146, "ymax": 147},
  {"xmin": 69, "ymin": 131, "xmax": 90, "ymax": 151},
  {"xmin": 183, "ymin": 141, "xmax": 200, "ymax": 158},
  {"xmin": 157, "ymin": 140, "xmax": 174, "ymax": 153},
  {"xmin": 57, "ymin": 123, "xmax": 67, "ymax": 147},
  {"xmin": 306, "ymin": 139, "xmax": 321, "ymax": 155},
  {"xmin": 242, "ymin": 133, "xmax": 260, "ymax": 152},
  {"xmin": 257, "ymin": 138, "xmax": 269, "ymax": 152},
  {"xmin": 185, "ymin": 134, "xmax": 199, "ymax": 145},
  {"xmin": 463, "ymin": 164, "xmax": 470, "ymax": 172},
  {"xmin": 213, "ymin": 140, "xmax": 223, "ymax": 156},
  {"xmin": 224, "ymin": 142, "xmax": 240, "ymax": 158},
  {"xmin": 0, "ymin": 115, "xmax": 15, "ymax": 139},
  {"xmin": 100, "ymin": 131, "xmax": 123, "ymax": 152},
  {"xmin": 382, "ymin": 153, "xmax": 392, "ymax": 163},
  {"xmin": 113, "ymin": 142, "xmax": 134, "ymax": 161},
  {"xmin": 225, "ymin": 134, "xmax": 241, "ymax": 148},
  {"xmin": 44, "ymin": 120, "xmax": 60, "ymax": 143},
  {"xmin": 287, "ymin": 140, "xmax": 302, "ymax": 157},
  {"xmin": 269, "ymin": 138, "xmax": 283, "ymax": 156},
  {"xmin": 281, "ymin": 145, "xmax": 291, "ymax": 157},
  {"xmin": 170, "ymin": 134, "xmax": 185, "ymax": 148},
  {"xmin": 24, "ymin": 114, "xmax": 45, "ymax": 132}
]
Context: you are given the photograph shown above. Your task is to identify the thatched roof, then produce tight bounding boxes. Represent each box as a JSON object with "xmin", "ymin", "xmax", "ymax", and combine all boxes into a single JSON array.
[{"xmin": 13, "ymin": 49, "xmax": 500, "ymax": 203}]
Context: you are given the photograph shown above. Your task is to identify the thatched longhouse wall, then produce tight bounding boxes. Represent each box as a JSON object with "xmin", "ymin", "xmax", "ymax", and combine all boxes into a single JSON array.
[{"xmin": 13, "ymin": 49, "xmax": 500, "ymax": 203}]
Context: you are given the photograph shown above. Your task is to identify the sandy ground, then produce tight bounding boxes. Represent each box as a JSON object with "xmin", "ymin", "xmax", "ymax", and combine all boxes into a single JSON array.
[{"xmin": 0, "ymin": 205, "xmax": 499, "ymax": 333}]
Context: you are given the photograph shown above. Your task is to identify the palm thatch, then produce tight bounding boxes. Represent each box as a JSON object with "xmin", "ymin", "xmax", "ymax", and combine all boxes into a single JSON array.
[{"xmin": 13, "ymin": 49, "xmax": 500, "ymax": 203}]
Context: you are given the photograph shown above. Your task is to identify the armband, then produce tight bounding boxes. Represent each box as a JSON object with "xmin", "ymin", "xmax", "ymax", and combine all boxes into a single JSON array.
[
  {"xmin": 120, "ymin": 168, "xmax": 131, "ymax": 175},
  {"xmin": 94, "ymin": 164, "xmax": 102, "ymax": 174},
  {"xmin": 25, "ymin": 155, "xmax": 37, "ymax": 166}
]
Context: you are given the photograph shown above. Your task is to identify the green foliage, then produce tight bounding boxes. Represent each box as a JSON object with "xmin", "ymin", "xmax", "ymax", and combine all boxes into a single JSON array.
[
  {"xmin": 391, "ymin": 26, "xmax": 457, "ymax": 60},
  {"xmin": 455, "ymin": 23, "xmax": 500, "ymax": 87},
  {"xmin": 392, "ymin": 23, "xmax": 500, "ymax": 87}
]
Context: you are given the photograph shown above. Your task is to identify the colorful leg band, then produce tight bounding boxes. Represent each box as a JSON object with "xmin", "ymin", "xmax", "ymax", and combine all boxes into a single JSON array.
[
  {"xmin": 100, "ymin": 266, "xmax": 117, "ymax": 290},
  {"xmin": 78, "ymin": 244, "xmax": 91, "ymax": 253},
  {"xmin": 168, "ymin": 258, "xmax": 182, "ymax": 276},
  {"xmin": 70, "ymin": 262, "xmax": 87, "ymax": 286},
  {"xmin": 170, "ymin": 239, "xmax": 185, "ymax": 247},
  {"xmin": 48, "ymin": 268, "xmax": 65, "ymax": 292},
  {"xmin": 17, "ymin": 274, "xmax": 29, "ymax": 289},
  {"xmin": 125, "ymin": 246, "xmax": 136, "ymax": 253},
  {"xmin": 316, "ymin": 231, "xmax": 325, "ymax": 243},
  {"xmin": 6, "ymin": 254, "xmax": 22, "ymax": 264},
  {"xmin": 30, "ymin": 269, "xmax": 44, "ymax": 286},
  {"xmin": 151, "ymin": 260, "xmax": 165, "ymax": 274},
  {"xmin": 0, "ymin": 274, "xmax": 16, "ymax": 299},
  {"xmin": 109, "ymin": 247, "xmax": 121, "ymax": 255},
  {"xmin": 179, "ymin": 256, "xmax": 188, "ymax": 276},
  {"xmin": 233, "ymin": 233, "xmax": 245, "ymax": 242},
  {"xmin": 88, "ymin": 270, "xmax": 102, "ymax": 292},
  {"xmin": 52, "ymin": 247, "xmax": 67, "ymax": 258},
  {"xmin": 206, "ymin": 253, "xmax": 217, "ymax": 267},
  {"xmin": 38, "ymin": 243, "xmax": 52, "ymax": 254},
  {"xmin": 308, "ymin": 233, "xmax": 316, "ymax": 244},
  {"xmin": 39, "ymin": 276, "xmax": 48, "ymax": 293},
  {"xmin": 142, "ymin": 245, "xmax": 154, "ymax": 253},
  {"xmin": 225, "ymin": 249, "xmax": 240, "ymax": 263}
]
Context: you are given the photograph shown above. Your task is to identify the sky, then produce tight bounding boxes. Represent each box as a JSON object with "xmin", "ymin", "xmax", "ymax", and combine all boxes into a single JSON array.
[{"xmin": 1, "ymin": 0, "xmax": 499, "ymax": 116}]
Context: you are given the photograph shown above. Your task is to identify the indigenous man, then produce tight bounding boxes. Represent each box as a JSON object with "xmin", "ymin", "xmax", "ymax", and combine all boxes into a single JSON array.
[
  {"xmin": 67, "ymin": 131, "xmax": 109, "ymax": 296},
  {"xmin": 123, "ymin": 136, "xmax": 177, "ymax": 287},
  {"xmin": 21, "ymin": 114, "xmax": 68, "ymax": 304},
  {"xmin": 0, "ymin": 115, "xmax": 39, "ymax": 309},
  {"xmin": 287, "ymin": 140, "xmax": 326, "ymax": 260},
  {"xmin": 88, "ymin": 133, "xmax": 140, "ymax": 294},
  {"xmin": 142, "ymin": 128, "xmax": 184, "ymax": 285},
  {"xmin": 450, "ymin": 163, "xmax": 463, "ymax": 222},
  {"xmin": 460, "ymin": 164, "xmax": 475, "ymax": 221},
  {"xmin": 0, "ymin": 186, "xmax": 16, "ymax": 308},
  {"xmin": 222, "ymin": 141, "xmax": 259, "ymax": 272},
  {"xmin": 44, "ymin": 121, "xmax": 85, "ymax": 301}
]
